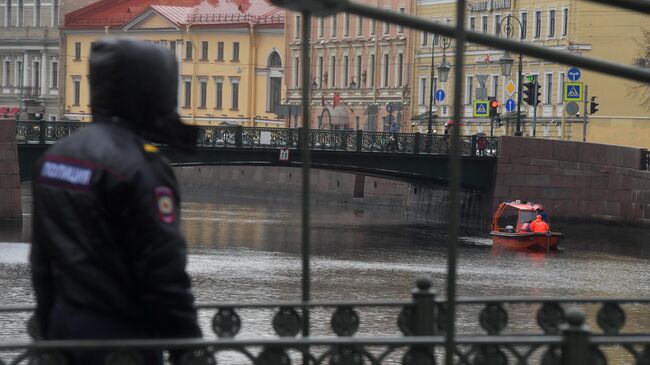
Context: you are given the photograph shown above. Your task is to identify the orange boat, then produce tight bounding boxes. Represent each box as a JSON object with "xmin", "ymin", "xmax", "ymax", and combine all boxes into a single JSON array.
[{"xmin": 490, "ymin": 201, "xmax": 563, "ymax": 252}]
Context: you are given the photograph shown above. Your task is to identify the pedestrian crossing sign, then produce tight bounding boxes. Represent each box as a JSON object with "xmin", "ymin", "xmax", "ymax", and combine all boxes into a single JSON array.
[
  {"xmin": 473, "ymin": 100, "xmax": 489, "ymax": 117},
  {"xmin": 564, "ymin": 82, "xmax": 583, "ymax": 102}
]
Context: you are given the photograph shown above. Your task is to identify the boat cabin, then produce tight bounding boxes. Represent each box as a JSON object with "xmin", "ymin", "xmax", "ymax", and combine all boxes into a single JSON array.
[{"xmin": 491, "ymin": 201, "xmax": 542, "ymax": 233}]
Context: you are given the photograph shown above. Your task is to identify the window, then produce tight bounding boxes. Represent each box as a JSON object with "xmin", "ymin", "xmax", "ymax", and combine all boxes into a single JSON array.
[
  {"xmin": 318, "ymin": 56, "xmax": 323, "ymax": 88},
  {"xmin": 217, "ymin": 42, "xmax": 224, "ymax": 61},
  {"xmin": 3, "ymin": 61, "xmax": 10, "ymax": 87},
  {"xmin": 494, "ymin": 14, "xmax": 501, "ymax": 34},
  {"xmin": 184, "ymin": 80, "xmax": 191, "ymax": 107},
  {"xmin": 35, "ymin": 0, "xmax": 41, "ymax": 26},
  {"xmin": 418, "ymin": 77, "xmax": 426, "ymax": 105},
  {"xmin": 557, "ymin": 72, "xmax": 565, "ymax": 103},
  {"xmin": 397, "ymin": 8, "xmax": 405, "ymax": 33},
  {"xmin": 52, "ymin": 0, "xmax": 58, "ymax": 27},
  {"xmin": 382, "ymin": 54, "xmax": 389, "ymax": 87},
  {"xmin": 534, "ymin": 11, "xmax": 542, "ymax": 39},
  {"xmin": 421, "ymin": 32, "xmax": 428, "ymax": 47},
  {"xmin": 33, "ymin": 61, "xmax": 40, "ymax": 91},
  {"xmin": 294, "ymin": 15, "xmax": 301, "ymax": 39},
  {"xmin": 232, "ymin": 42, "xmax": 239, "ymax": 61},
  {"xmin": 330, "ymin": 56, "xmax": 336, "ymax": 88},
  {"xmin": 397, "ymin": 53, "xmax": 403, "ymax": 87},
  {"xmin": 331, "ymin": 15, "xmax": 337, "ymax": 37},
  {"xmin": 74, "ymin": 42, "xmax": 81, "ymax": 60},
  {"xmin": 293, "ymin": 57, "xmax": 299, "ymax": 88},
  {"xmin": 15, "ymin": 61, "xmax": 21, "ymax": 86},
  {"xmin": 198, "ymin": 80, "xmax": 207, "ymax": 108},
  {"xmin": 355, "ymin": 55, "xmax": 362, "ymax": 87},
  {"xmin": 469, "ymin": 16, "xmax": 476, "ymax": 31},
  {"xmin": 466, "ymin": 75, "xmax": 473, "ymax": 104},
  {"xmin": 201, "ymin": 41, "xmax": 208, "ymax": 60},
  {"xmin": 343, "ymin": 55, "xmax": 349, "ymax": 87},
  {"xmin": 545, "ymin": 73, "xmax": 553, "ymax": 104},
  {"xmin": 73, "ymin": 78, "xmax": 80, "ymax": 106},
  {"xmin": 520, "ymin": 12, "xmax": 528, "ymax": 40},
  {"xmin": 370, "ymin": 19, "xmax": 376, "ymax": 35},
  {"xmin": 481, "ymin": 15, "xmax": 488, "ymax": 33},
  {"xmin": 491, "ymin": 75, "xmax": 499, "ymax": 99},
  {"xmin": 51, "ymin": 61, "xmax": 58, "ymax": 88},
  {"xmin": 369, "ymin": 54, "xmax": 375, "ymax": 87},
  {"xmin": 344, "ymin": 13, "xmax": 349, "ymax": 37},
  {"xmin": 170, "ymin": 41, "xmax": 176, "ymax": 54},
  {"xmin": 356, "ymin": 16, "xmax": 362, "ymax": 37},
  {"xmin": 6, "ymin": 0, "xmax": 12, "ymax": 26},
  {"xmin": 548, "ymin": 10, "xmax": 556, "ymax": 38},
  {"xmin": 215, "ymin": 79, "xmax": 223, "ymax": 109},
  {"xmin": 18, "ymin": 0, "xmax": 23, "ymax": 27},
  {"xmin": 185, "ymin": 41, "xmax": 192, "ymax": 60},
  {"xmin": 231, "ymin": 80, "xmax": 239, "ymax": 110},
  {"xmin": 383, "ymin": 19, "xmax": 390, "ymax": 35},
  {"xmin": 318, "ymin": 17, "xmax": 324, "ymax": 38},
  {"xmin": 561, "ymin": 8, "xmax": 568, "ymax": 37}
]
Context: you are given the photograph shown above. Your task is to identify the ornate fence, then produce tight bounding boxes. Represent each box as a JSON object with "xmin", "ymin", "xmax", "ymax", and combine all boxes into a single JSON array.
[
  {"xmin": 2, "ymin": 278, "xmax": 650, "ymax": 364},
  {"xmin": 15, "ymin": 121, "xmax": 498, "ymax": 157}
]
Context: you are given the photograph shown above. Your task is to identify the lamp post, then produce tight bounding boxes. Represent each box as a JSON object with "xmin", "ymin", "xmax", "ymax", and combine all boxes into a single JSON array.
[
  {"xmin": 427, "ymin": 36, "xmax": 452, "ymax": 150},
  {"xmin": 498, "ymin": 15, "xmax": 524, "ymax": 136}
]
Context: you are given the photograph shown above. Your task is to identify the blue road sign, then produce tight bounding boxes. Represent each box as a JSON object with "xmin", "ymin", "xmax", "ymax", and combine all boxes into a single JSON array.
[
  {"xmin": 435, "ymin": 89, "xmax": 445, "ymax": 102},
  {"xmin": 505, "ymin": 99, "xmax": 515, "ymax": 112},
  {"xmin": 473, "ymin": 100, "xmax": 489, "ymax": 117},
  {"xmin": 564, "ymin": 82, "xmax": 583, "ymax": 102},
  {"xmin": 568, "ymin": 67, "xmax": 581, "ymax": 82}
]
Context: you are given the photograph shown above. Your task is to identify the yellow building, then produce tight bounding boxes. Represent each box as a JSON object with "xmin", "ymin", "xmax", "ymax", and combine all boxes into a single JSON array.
[
  {"xmin": 412, "ymin": 0, "xmax": 650, "ymax": 148},
  {"xmin": 62, "ymin": 0, "xmax": 286, "ymax": 127}
]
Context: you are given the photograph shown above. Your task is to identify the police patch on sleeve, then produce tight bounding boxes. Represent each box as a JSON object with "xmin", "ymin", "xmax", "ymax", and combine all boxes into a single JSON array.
[{"xmin": 154, "ymin": 186, "xmax": 176, "ymax": 224}]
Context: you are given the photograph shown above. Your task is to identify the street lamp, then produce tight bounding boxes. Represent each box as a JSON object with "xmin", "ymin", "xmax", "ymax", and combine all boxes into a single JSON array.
[
  {"xmin": 498, "ymin": 15, "xmax": 524, "ymax": 136},
  {"xmin": 427, "ymin": 36, "xmax": 452, "ymax": 149}
]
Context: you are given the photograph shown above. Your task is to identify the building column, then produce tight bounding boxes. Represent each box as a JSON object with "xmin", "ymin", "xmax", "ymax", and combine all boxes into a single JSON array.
[{"xmin": 41, "ymin": 52, "xmax": 47, "ymax": 98}]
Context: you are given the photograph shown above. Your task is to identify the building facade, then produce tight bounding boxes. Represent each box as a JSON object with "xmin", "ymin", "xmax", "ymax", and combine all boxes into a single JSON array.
[
  {"xmin": 62, "ymin": 0, "xmax": 285, "ymax": 127},
  {"xmin": 285, "ymin": 1, "xmax": 415, "ymax": 132},
  {"xmin": 412, "ymin": 0, "xmax": 650, "ymax": 148}
]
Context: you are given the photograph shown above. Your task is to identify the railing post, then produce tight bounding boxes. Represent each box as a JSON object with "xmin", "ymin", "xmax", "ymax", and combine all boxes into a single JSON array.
[
  {"xmin": 235, "ymin": 126, "xmax": 243, "ymax": 148},
  {"xmin": 356, "ymin": 130, "xmax": 363, "ymax": 152},
  {"xmin": 414, "ymin": 133, "xmax": 421, "ymax": 154},
  {"xmin": 412, "ymin": 277, "xmax": 435, "ymax": 336},
  {"xmin": 561, "ymin": 308, "xmax": 590, "ymax": 365},
  {"xmin": 297, "ymin": 127, "xmax": 303, "ymax": 149},
  {"xmin": 470, "ymin": 135, "xmax": 477, "ymax": 156},
  {"xmin": 39, "ymin": 120, "xmax": 46, "ymax": 144}
]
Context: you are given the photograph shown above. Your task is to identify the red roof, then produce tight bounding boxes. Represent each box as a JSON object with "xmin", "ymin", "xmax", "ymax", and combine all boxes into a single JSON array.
[{"xmin": 64, "ymin": 0, "xmax": 284, "ymax": 29}]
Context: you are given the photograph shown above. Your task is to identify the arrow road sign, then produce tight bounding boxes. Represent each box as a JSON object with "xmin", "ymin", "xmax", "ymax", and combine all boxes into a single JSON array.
[
  {"xmin": 568, "ymin": 67, "xmax": 581, "ymax": 82},
  {"xmin": 435, "ymin": 89, "xmax": 445, "ymax": 102},
  {"xmin": 505, "ymin": 99, "xmax": 515, "ymax": 112},
  {"xmin": 564, "ymin": 82, "xmax": 583, "ymax": 102},
  {"xmin": 473, "ymin": 100, "xmax": 489, "ymax": 117}
]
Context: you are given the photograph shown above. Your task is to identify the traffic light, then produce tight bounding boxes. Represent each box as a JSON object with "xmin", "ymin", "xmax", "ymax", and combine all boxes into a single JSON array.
[
  {"xmin": 488, "ymin": 97, "xmax": 500, "ymax": 118},
  {"xmin": 522, "ymin": 81, "xmax": 541, "ymax": 106},
  {"xmin": 590, "ymin": 96, "xmax": 599, "ymax": 115}
]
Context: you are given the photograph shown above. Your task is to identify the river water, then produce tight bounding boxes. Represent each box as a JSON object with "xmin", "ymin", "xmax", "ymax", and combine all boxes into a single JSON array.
[{"xmin": 1, "ymin": 185, "xmax": 649, "ymax": 363}]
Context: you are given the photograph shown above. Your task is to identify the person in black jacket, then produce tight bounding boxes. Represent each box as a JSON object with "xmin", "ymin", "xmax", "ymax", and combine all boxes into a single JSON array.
[{"xmin": 30, "ymin": 39, "xmax": 202, "ymax": 365}]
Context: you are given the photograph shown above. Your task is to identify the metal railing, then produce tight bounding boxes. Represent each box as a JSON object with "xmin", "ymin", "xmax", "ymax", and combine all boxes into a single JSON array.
[
  {"xmin": 15, "ymin": 121, "xmax": 498, "ymax": 157},
  {"xmin": 2, "ymin": 279, "xmax": 650, "ymax": 364},
  {"xmin": 643, "ymin": 150, "xmax": 650, "ymax": 171}
]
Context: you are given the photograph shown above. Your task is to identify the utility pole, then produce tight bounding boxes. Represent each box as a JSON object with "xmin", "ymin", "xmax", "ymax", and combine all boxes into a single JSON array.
[
  {"xmin": 427, "ymin": 36, "xmax": 435, "ymax": 152},
  {"xmin": 582, "ymin": 85, "xmax": 589, "ymax": 142}
]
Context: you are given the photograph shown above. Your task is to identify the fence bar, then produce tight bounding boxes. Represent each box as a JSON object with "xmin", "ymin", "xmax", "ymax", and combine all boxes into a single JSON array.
[
  {"xmin": 445, "ymin": 0, "xmax": 466, "ymax": 363},
  {"xmin": 344, "ymin": 3, "xmax": 650, "ymax": 84},
  {"xmin": 585, "ymin": 0, "xmax": 650, "ymax": 15},
  {"xmin": 300, "ymin": 11, "xmax": 312, "ymax": 365}
]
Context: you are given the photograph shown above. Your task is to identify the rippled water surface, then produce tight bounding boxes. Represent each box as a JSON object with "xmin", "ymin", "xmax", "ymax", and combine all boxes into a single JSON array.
[{"xmin": 1, "ymin": 187, "xmax": 650, "ymax": 363}]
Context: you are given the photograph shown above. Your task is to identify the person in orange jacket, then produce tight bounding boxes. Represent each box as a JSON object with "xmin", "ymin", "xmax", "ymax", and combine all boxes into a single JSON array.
[{"xmin": 530, "ymin": 215, "xmax": 550, "ymax": 233}]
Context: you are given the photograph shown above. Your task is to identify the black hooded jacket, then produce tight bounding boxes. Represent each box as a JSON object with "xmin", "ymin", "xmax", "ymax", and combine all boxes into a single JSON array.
[{"xmin": 30, "ymin": 39, "xmax": 201, "ymax": 339}]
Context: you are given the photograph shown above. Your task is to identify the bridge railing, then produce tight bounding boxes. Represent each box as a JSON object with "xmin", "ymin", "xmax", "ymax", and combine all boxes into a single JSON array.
[
  {"xmin": 15, "ymin": 121, "xmax": 498, "ymax": 157},
  {"xmin": 643, "ymin": 149, "xmax": 649, "ymax": 171},
  {"xmin": 2, "ymin": 278, "xmax": 650, "ymax": 364}
]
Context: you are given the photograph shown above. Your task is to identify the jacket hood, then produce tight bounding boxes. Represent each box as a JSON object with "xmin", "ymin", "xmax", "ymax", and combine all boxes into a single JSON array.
[{"xmin": 89, "ymin": 38, "xmax": 197, "ymax": 149}]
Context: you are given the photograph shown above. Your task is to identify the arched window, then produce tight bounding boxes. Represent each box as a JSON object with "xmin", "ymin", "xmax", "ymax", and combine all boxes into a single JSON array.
[{"xmin": 268, "ymin": 52, "xmax": 282, "ymax": 68}]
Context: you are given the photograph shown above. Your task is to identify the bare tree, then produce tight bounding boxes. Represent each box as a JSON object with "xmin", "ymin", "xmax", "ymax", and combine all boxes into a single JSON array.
[{"xmin": 631, "ymin": 28, "xmax": 650, "ymax": 111}]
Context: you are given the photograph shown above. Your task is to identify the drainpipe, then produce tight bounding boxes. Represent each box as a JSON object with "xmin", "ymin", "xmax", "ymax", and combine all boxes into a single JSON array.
[
  {"xmin": 249, "ymin": 25, "xmax": 256, "ymax": 126},
  {"xmin": 372, "ymin": 0, "xmax": 380, "ymax": 131},
  {"xmin": 186, "ymin": 23, "xmax": 196, "ymax": 125}
]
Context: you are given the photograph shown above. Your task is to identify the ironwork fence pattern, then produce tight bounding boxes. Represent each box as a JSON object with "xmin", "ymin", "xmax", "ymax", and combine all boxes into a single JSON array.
[
  {"xmin": 644, "ymin": 150, "xmax": 649, "ymax": 171},
  {"xmin": 15, "ymin": 121, "xmax": 498, "ymax": 157},
  {"xmin": 2, "ymin": 279, "xmax": 650, "ymax": 364}
]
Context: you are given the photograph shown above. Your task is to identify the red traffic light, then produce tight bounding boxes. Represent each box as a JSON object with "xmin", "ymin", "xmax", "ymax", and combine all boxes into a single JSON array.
[{"xmin": 490, "ymin": 100, "xmax": 500, "ymax": 108}]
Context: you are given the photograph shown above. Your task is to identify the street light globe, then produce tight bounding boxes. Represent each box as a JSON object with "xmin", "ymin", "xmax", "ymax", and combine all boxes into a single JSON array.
[
  {"xmin": 500, "ymin": 51, "xmax": 514, "ymax": 77},
  {"xmin": 437, "ymin": 60, "xmax": 452, "ymax": 82}
]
